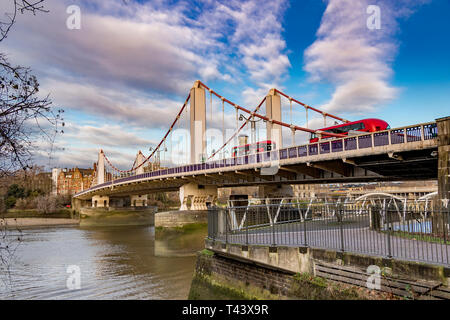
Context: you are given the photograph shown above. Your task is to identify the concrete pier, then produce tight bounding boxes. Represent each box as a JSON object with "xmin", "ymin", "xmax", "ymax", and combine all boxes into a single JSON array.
[
  {"xmin": 155, "ymin": 210, "xmax": 207, "ymax": 228},
  {"xmin": 78, "ymin": 206, "xmax": 157, "ymax": 227}
]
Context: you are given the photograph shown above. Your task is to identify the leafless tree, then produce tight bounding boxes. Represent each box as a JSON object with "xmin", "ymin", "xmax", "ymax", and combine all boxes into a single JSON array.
[
  {"xmin": 0, "ymin": 54, "xmax": 64, "ymax": 178},
  {"xmin": 0, "ymin": 1, "xmax": 48, "ymax": 42},
  {"xmin": 0, "ymin": 0, "xmax": 63, "ymax": 177},
  {"xmin": 1, "ymin": 0, "xmax": 60, "ymax": 290}
]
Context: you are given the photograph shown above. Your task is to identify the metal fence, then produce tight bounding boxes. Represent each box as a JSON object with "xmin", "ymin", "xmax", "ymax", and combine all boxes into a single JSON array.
[{"xmin": 207, "ymin": 202, "xmax": 450, "ymax": 267}]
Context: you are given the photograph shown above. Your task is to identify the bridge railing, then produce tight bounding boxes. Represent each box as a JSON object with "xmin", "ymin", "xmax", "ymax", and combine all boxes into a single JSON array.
[
  {"xmin": 75, "ymin": 121, "xmax": 438, "ymax": 197},
  {"xmin": 208, "ymin": 202, "xmax": 450, "ymax": 267}
]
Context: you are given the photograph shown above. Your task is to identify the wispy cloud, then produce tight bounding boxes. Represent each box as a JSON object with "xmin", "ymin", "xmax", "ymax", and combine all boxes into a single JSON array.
[
  {"xmin": 304, "ymin": 0, "xmax": 428, "ymax": 115},
  {"xmin": 1, "ymin": 0, "xmax": 292, "ymax": 168}
]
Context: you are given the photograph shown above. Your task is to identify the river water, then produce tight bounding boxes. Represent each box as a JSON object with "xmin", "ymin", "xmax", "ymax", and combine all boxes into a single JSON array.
[{"xmin": 0, "ymin": 225, "xmax": 206, "ymax": 299}]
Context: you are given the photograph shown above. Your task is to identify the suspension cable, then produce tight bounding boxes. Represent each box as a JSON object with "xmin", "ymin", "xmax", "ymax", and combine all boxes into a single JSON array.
[{"xmin": 102, "ymin": 93, "xmax": 191, "ymax": 173}]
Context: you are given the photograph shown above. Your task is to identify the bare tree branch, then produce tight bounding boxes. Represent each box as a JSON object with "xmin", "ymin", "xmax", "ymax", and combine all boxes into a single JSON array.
[{"xmin": 0, "ymin": 0, "xmax": 48, "ymax": 42}]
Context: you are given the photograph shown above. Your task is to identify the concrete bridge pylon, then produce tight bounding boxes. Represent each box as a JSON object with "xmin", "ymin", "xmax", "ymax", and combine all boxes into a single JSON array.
[
  {"xmin": 135, "ymin": 151, "xmax": 145, "ymax": 175},
  {"xmin": 179, "ymin": 182, "xmax": 217, "ymax": 211},
  {"xmin": 190, "ymin": 80, "xmax": 207, "ymax": 164},
  {"xmin": 97, "ymin": 149, "xmax": 105, "ymax": 185},
  {"xmin": 266, "ymin": 88, "xmax": 282, "ymax": 149}
]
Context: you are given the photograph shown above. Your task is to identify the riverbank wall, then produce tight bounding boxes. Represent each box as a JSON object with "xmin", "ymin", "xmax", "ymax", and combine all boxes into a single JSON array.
[
  {"xmin": 79, "ymin": 207, "xmax": 157, "ymax": 227},
  {"xmin": 1, "ymin": 217, "xmax": 79, "ymax": 229},
  {"xmin": 188, "ymin": 239, "xmax": 450, "ymax": 300},
  {"xmin": 3, "ymin": 208, "xmax": 74, "ymax": 219},
  {"xmin": 155, "ymin": 210, "xmax": 208, "ymax": 229},
  {"xmin": 189, "ymin": 249, "xmax": 396, "ymax": 300},
  {"xmin": 1, "ymin": 209, "xmax": 79, "ymax": 228}
]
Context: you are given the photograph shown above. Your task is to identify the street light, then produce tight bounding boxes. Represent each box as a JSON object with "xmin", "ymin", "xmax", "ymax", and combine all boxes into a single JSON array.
[
  {"xmin": 238, "ymin": 113, "xmax": 266, "ymax": 145},
  {"xmin": 149, "ymin": 146, "xmax": 168, "ymax": 169}
]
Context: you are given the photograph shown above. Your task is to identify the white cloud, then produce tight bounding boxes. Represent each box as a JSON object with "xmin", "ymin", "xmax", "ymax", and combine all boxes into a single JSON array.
[
  {"xmin": 1, "ymin": 0, "xmax": 293, "ymax": 169},
  {"xmin": 304, "ymin": 0, "xmax": 427, "ymax": 114}
]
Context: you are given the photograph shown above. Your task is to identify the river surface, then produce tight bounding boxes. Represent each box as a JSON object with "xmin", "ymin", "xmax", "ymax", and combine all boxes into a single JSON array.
[{"xmin": 0, "ymin": 225, "xmax": 206, "ymax": 299}]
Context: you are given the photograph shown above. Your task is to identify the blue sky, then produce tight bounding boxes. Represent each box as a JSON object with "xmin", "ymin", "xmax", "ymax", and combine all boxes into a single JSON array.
[{"xmin": 1, "ymin": 0, "xmax": 448, "ymax": 170}]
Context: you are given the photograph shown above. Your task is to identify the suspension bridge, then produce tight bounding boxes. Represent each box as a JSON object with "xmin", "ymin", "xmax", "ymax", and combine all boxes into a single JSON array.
[{"xmin": 72, "ymin": 80, "xmax": 449, "ymax": 211}]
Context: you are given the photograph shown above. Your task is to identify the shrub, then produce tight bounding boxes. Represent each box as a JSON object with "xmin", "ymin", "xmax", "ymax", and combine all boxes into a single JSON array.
[
  {"xmin": 5, "ymin": 196, "xmax": 16, "ymax": 209},
  {"xmin": 0, "ymin": 198, "xmax": 5, "ymax": 213},
  {"xmin": 36, "ymin": 195, "xmax": 59, "ymax": 214}
]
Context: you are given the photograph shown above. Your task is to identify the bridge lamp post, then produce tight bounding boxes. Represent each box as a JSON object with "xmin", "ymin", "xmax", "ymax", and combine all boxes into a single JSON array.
[
  {"xmin": 223, "ymin": 149, "xmax": 229, "ymax": 160},
  {"xmin": 239, "ymin": 114, "xmax": 266, "ymax": 145},
  {"xmin": 149, "ymin": 147, "xmax": 168, "ymax": 169}
]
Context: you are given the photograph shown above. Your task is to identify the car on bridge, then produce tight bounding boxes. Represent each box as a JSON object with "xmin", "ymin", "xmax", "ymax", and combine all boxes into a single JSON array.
[{"xmin": 310, "ymin": 118, "xmax": 390, "ymax": 143}]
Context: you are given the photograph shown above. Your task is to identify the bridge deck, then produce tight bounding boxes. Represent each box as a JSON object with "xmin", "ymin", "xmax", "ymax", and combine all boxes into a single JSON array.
[{"xmin": 74, "ymin": 121, "xmax": 438, "ymax": 199}]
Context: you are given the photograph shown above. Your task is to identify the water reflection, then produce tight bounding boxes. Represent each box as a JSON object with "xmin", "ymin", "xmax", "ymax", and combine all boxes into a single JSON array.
[
  {"xmin": 154, "ymin": 228, "xmax": 207, "ymax": 258},
  {"xmin": 0, "ymin": 225, "xmax": 205, "ymax": 300}
]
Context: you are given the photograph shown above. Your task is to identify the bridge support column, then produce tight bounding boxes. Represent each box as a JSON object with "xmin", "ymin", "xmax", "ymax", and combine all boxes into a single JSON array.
[
  {"xmin": 131, "ymin": 194, "xmax": 148, "ymax": 207},
  {"xmin": 190, "ymin": 80, "xmax": 207, "ymax": 164},
  {"xmin": 266, "ymin": 88, "xmax": 282, "ymax": 149},
  {"xmin": 135, "ymin": 151, "xmax": 145, "ymax": 174},
  {"xmin": 92, "ymin": 195, "xmax": 109, "ymax": 208},
  {"xmin": 437, "ymin": 116, "xmax": 450, "ymax": 204},
  {"xmin": 179, "ymin": 182, "xmax": 217, "ymax": 211},
  {"xmin": 71, "ymin": 197, "xmax": 90, "ymax": 211},
  {"xmin": 96, "ymin": 150, "xmax": 105, "ymax": 185},
  {"xmin": 260, "ymin": 184, "xmax": 294, "ymax": 199}
]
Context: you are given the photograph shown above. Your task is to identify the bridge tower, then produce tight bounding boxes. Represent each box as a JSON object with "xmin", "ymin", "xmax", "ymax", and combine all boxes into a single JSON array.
[
  {"xmin": 190, "ymin": 80, "xmax": 207, "ymax": 164},
  {"xmin": 266, "ymin": 89, "xmax": 282, "ymax": 148},
  {"xmin": 178, "ymin": 81, "xmax": 217, "ymax": 210},
  {"xmin": 91, "ymin": 150, "xmax": 109, "ymax": 207},
  {"xmin": 97, "ymin": 149, "xmax": 105, "ymax": 185},
  {"xmin": 135, "ymin": 151, "xmax": 145, "ymax": 175},
  {"xmin": 131, "ymin": 151, "xmax": 148, "ymax": 206}
]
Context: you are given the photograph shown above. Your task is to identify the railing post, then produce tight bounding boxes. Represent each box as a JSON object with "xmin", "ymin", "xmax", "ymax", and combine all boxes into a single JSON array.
[
  {"xmin": 339, "ymin": 206, "xmax": 345, "ymax": 252},
  {"xmin": 403, "ymin": 128, "xmax": 407, "ymax": 144},
  {"xmin": 388, "ymin": 129, "xmax": 392, "ymax": 145},
  {"xmin": 303, "ymin": 209, "xmax": 308, "ymax": 246},
  {"xmin": 445, "ymin": 206, "xmax": 449, "ymax": 265},
  {"xmin": 272, "ymin": 210, "xmax": 276, "ymax": 246},
  {"xmin": 420, "ymin": 124, "xmax": 425, "ymax": 141},
  {"xmin": 213, "ymin": 208, "xmax": 217, "ymax": 242},
  {"xmin": 245, "ymin": 208, "xmax": 249, "ymax": 245},
  {"xmin": 225, "ymin": 209, "xmax": 229, "ymax": 245},
  {"xmin": 386, "ymin": 208, "xmax": 392, "ymax": 258}
]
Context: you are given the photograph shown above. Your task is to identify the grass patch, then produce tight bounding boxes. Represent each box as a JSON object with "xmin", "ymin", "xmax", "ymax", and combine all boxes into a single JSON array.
[
  {"xmin": 291, "ymin": 272, "xmax": 364, "ymax": 300},
  {"xmin": 199, "ymin": 249, "xmax": 214, "ymax": 257},
  {"xmin": 189, "ymin": 273, "xmax": 259, "ymax": 300},
  {"xmin": 156, "ymin": 223, "xmax": 207, "ymax": 236}
]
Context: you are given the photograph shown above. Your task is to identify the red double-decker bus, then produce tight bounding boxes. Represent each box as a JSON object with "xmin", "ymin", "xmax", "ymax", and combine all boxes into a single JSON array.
[
  {"xmin": 232, "ymin": 140, "xmax": 276, "ymax": 157},
  {"xmin": 309, "ymin": 118, "xmax": 389, "ymax": 143}
]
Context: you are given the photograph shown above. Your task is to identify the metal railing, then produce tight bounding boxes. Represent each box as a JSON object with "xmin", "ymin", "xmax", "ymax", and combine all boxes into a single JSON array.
[
  {"xmin": 207, "ymin": 202, "xmax": 450, "ymax": 267},
  {"xmin": 75, "ymin": 121, "xmax": 438, "ymax": 197}
]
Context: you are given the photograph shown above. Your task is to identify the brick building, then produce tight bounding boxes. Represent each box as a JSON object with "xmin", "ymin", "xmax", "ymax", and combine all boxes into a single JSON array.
[{"xmin": 56, "ymin": 167, "xmax": 95, "ymax": 195}]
